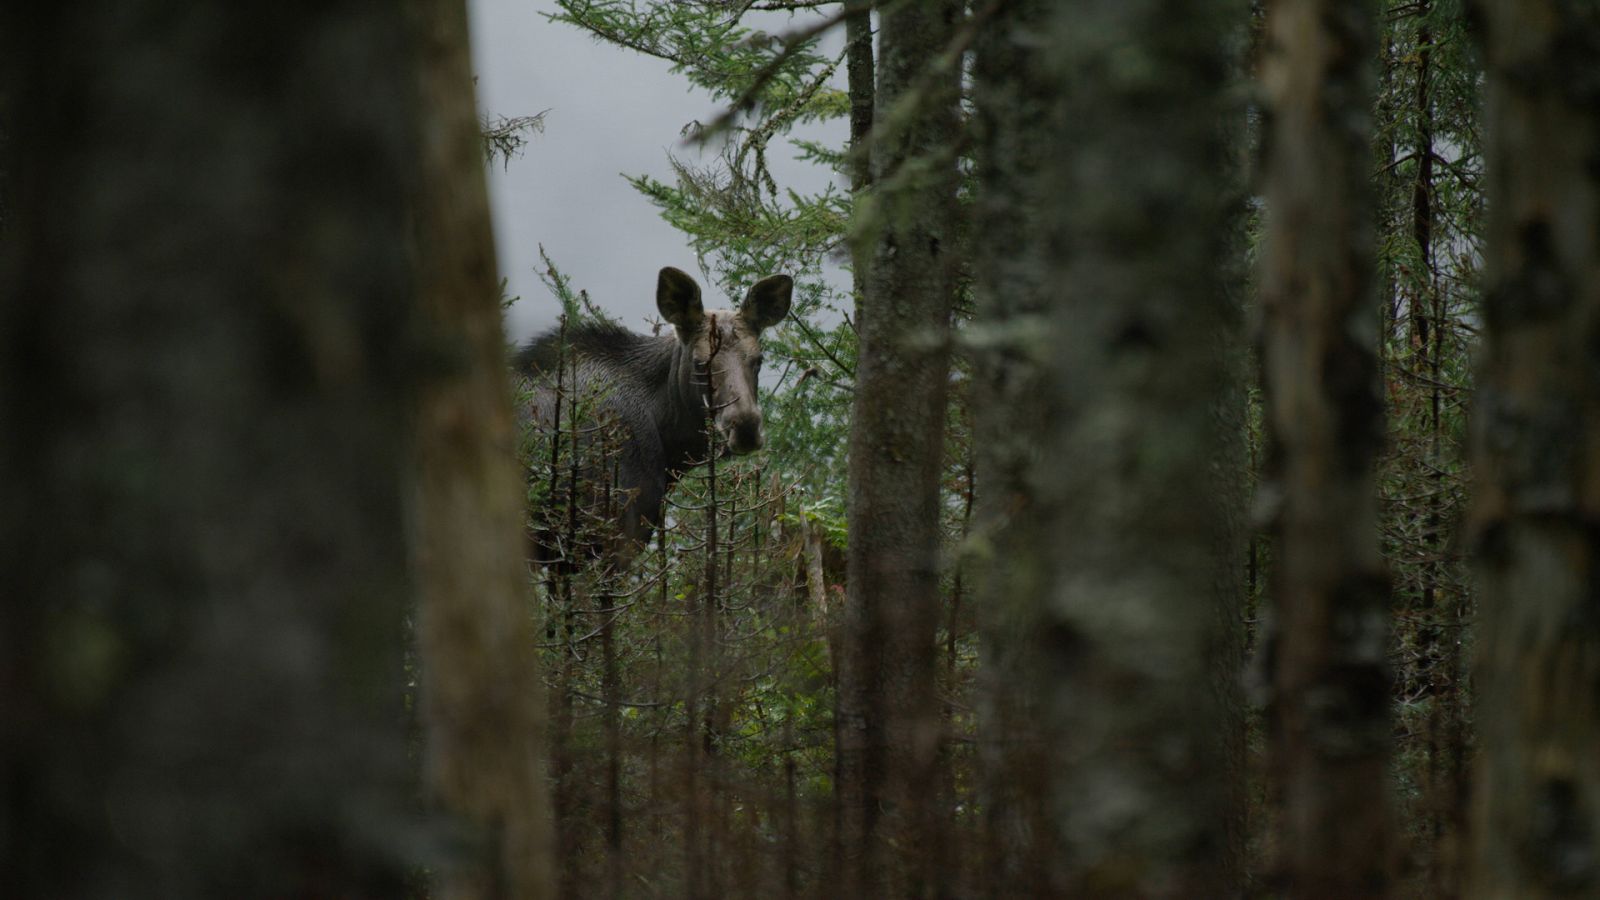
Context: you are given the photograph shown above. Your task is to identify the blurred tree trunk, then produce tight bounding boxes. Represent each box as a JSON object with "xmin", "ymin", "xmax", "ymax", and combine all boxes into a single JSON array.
[
  {"xmin": 0, "ymin": 4, "xmax": 423, "ymax": 897},
  {"xmin": 970, "ymin": 1, "xmax": 1248, "ymax": 895},
  {"xmin": 1257, "ymin": 0, "xmax": 1392, "ymax": 895},
  {"xmin": 832, "ymin": 5, "xmax": 873, "ymax": 887},
  {"xmin": 1469, "ymin": 3, "xmax": 1600, "ymax": 896},
  {"xmin": 970, "ymin": 3, "xmax": 1056, "ymax": 888},
  {"xmin": 836, "ymin": 0, "xmax": 960, "ymax": 896},
  {"xmin": 0, "ymin": 111, "xmax": 9, "ymax": 238},
  {"xmin": 406, "ymin": 1, "xmax": 556, "ymax": 898}
]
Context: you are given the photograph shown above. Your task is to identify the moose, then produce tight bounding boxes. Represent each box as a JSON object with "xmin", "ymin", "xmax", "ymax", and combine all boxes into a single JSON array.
[{"xmin": 516, "ymin": 266, "xmax": 792, "ymax": 563}]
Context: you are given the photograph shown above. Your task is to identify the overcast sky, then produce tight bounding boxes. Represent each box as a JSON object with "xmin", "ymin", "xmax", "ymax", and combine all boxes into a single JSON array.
[{"xmin": 466, "ymin": 0, "xmax": 848, "ymax": 344}]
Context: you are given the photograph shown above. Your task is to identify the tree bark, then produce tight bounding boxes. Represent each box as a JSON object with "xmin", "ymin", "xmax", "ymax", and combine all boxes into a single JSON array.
[
  {"xmin": 1469, "ymin": 3, "xmax": 1600, "ymax": 896},
  {"xmin": 844, "ymin": 0, "xmax": 875, "ymax": 198},
  {"xmin": 970, "ymin": 5, "xmax": 1057, "ymax": 887},
  {"xmin": 407, "ymin": 1, "xmax": 556, "ymax": 897},
  {"xmin": 0, "ymin": 4, "xmax": 423, "ymax": 896},
  {"xmin": 1258, "ymin": 0, "xmax": 1393, "ymax": 895},
  {"xmin": 833, "ymin": 5, "xmax": 874, "ymax": 887},
  {"xmin": 971, "ymin": 1, "xmax": 1248, "ymax": 894},
  {"xmin": 836, "ymin": 0, "xmax": 960, "ymax": 896}
]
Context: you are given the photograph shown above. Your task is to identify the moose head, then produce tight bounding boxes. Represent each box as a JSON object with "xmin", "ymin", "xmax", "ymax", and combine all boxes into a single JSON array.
[{"xmin": 656, "ymin": 266, "xmax": 792, "ymax": 456}]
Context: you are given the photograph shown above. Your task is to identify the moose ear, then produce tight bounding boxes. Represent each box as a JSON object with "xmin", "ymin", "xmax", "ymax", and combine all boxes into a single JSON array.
[
  {"xmin": 656, "ymin": 267, "xmax": 704, "ymax": 333},
  {"xmin": 740, "ymin": 274, "xmax": 792, "ymax": 332}
]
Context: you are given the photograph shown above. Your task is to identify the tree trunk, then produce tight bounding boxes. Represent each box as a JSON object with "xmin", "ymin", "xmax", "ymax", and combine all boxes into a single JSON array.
[
  {"xmin": 844, "ymin": 0, "xmax": 875, "ymax": 198},
  {"xmin": 407, "ymin": 1, "xmax": 556, "ymax": 897},
  {"xmin": 1258, "ymin": 0, "xmax": 1393, "ymax": 895},
  {"xmin": 836, "ymin": 0, "xmax": 960, "ymax": 896},
  {"xmin": 0, "ymin": 4, "xmax": 422, "ymax": 896},
  {"xmin": 833, "ymin": 7, "xmax": 874, "ymax": 887},
  {"xmin": 1469, "ymin": 3, "xmax": 1600, "ymax": 896},
  {"xmin": 971, "ymin": 1, "xmax": 1248, "ymax": 894},
  {"xmin": 970, "ymin": 4, "xmax": 1056, "ymax": 886}
]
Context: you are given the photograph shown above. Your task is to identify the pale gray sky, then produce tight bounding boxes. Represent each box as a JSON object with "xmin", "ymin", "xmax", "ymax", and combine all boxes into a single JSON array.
[{"xmin": 467, "ymin": 0, "xmax": 848, "ymax": 344}]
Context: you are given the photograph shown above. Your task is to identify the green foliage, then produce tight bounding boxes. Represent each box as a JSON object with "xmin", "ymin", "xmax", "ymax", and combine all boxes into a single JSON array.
[
  {"xmin": 537, "ymin": 244, "xmax": 621, "ymax": 326},
  {"xmin": 550, "ymin": 1, "xmax": 835, "ymax": 109},
  {"xmin": 776, "ymin": 491, "xmax": 847, "ymax": 548}
]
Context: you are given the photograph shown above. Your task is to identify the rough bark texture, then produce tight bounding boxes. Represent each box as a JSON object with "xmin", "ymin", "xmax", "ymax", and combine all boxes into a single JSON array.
[
  {"xmin": 836, "ymin": 0, "xmax": 960, "ymax": 896},
  {"xmin": 971, "ymin": 1, "xmax": 1247, "ymax": 895},
  {"xmin": 834, "ymin": 6, "xmax": 873, "ymax": 887},
  {"xmin": 0, "ymin": 4, "xmax": 422, "ymax": 897},
  {"xmin": 408, "ymin": 1, "xmax": 556, "ymax": 898},
  {"xmin": 844, "ymin": 0, "xmax": 875, "ymax": 198},
  {"xmin": 1469, "ymin": 3, "xmax": 1600, "ymax": 897},
  {"xmin": 1258, "ymin": 1, "xmax": 1393, "ymax": 895}
]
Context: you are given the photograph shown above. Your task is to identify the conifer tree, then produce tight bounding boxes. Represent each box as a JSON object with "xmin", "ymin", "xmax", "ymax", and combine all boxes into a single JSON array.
[
  {"xmin": 410, "ymin": 0, "xmax": 556, "ymax": 896},
  {"xmin": 836, "ymin": 1, "xmax": 961, "ymax": 895},
  {"xmin": 971, "ymin": 1, "xmax": 1248, "ymax": 893},
  {"xmin": 0, "ymin": 4, "xmax": 425, "ymax": 895}
]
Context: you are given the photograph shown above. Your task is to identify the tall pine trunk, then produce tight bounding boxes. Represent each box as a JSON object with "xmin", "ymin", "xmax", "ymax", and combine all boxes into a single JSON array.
[
  {"xmin": 836, "ymin": 0, "xmax": 960, "ymax": 896},
  {"xmin": 0, "ymin": 4, "xmax": 423, "ymax": 896},
  {"xmin": 408, "ymin": 0, "xmax": 556, "ymax": 897},
  {"xmin": 1469, "ymin": 3, "xmax": 1600, "ymax": 896},
  {"xmin": 971, "ymin": 1, "xmax": 1248, "ymax": 894},
  {"xmin": 1258, "ymin": 0, "xmax": 1393, "ymax": 894},
  {"xmin": 832, "ymin": 4, "xmax": 873, "ymax": 887}
]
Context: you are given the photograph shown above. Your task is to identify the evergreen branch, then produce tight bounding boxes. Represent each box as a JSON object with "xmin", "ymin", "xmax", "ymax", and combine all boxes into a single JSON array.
[
  {"xmin": 732, "ymin": 48, "xmax": 846, "ymax": 191},
  {"xmin": 548, "ymin": 2, "xmax": 687, "ymax": 66},
  {"xmin": 787, "ymin": 309, "xmax": 855, "ymax": 381},
  {"xmin": 693, "ymin": 1, "xmax": 872, "ymax": 144},
  {"xmin": 842, "ymin": 0, "xmax": 1003, "ymax": 179},
  {"xmin": 553, "ymin": 1, "xmax": 829, "ymax": 105}
]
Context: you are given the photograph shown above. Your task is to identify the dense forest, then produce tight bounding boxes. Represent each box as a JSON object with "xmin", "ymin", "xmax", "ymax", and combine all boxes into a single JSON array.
[{"xmin": 3, "ymin": 0, "xmax": 1599, "ymax": 898}]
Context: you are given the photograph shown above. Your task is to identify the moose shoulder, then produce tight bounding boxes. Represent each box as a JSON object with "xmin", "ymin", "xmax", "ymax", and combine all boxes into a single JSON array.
[{"xmin": 515, "ymin": 267, "xmax": 792, "ymax": 560}]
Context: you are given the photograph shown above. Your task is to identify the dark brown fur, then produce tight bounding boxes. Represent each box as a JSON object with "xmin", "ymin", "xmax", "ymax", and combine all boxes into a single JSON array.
[{"xmin": 516, "ymin": 268, "xmax": 791, "ymax": 562}]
